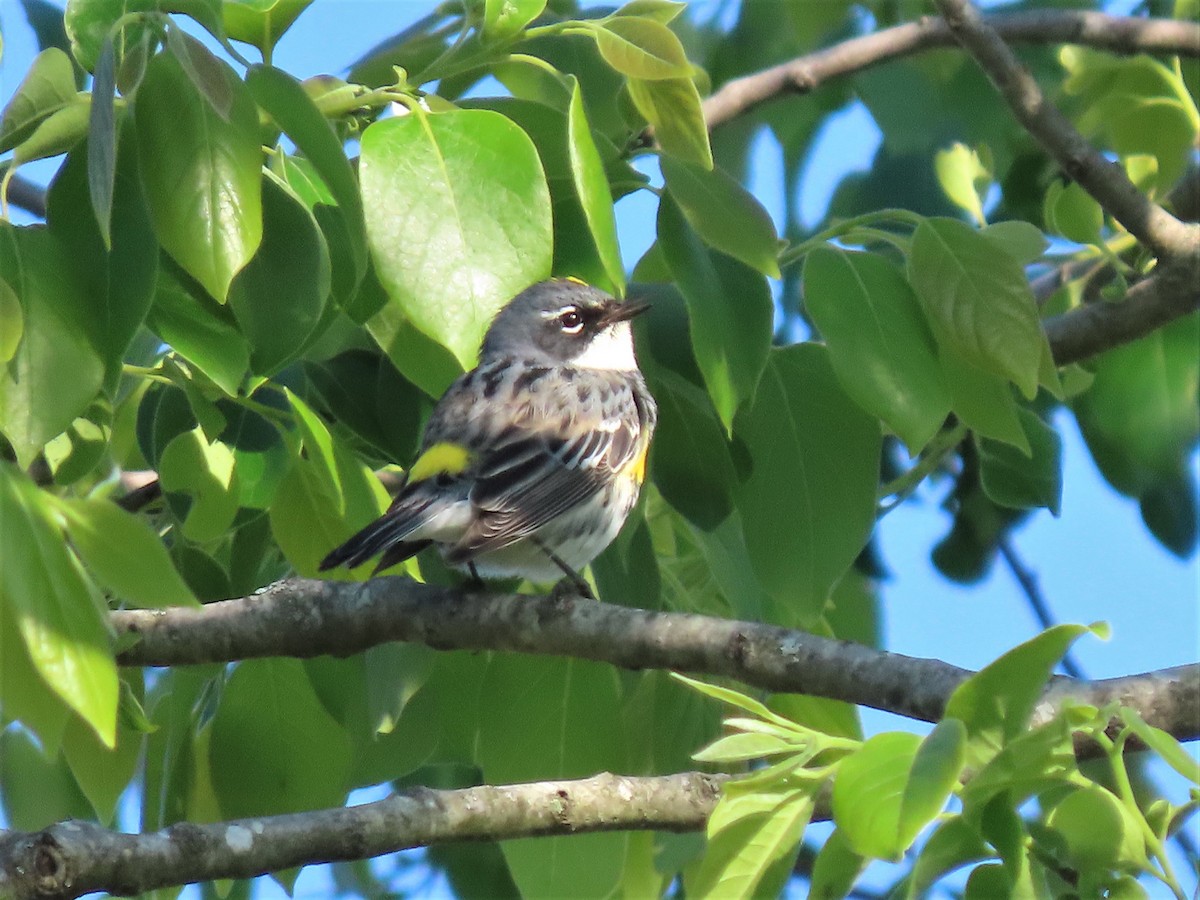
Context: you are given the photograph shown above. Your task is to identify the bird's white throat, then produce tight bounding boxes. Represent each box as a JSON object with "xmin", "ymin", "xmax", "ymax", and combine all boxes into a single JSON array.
[{"xmin": 571, "ymin": 322, "xmax": 638, "ymax": 371}]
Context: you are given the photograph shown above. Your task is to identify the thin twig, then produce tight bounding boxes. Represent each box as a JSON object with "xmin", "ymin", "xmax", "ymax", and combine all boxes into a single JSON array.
[{"xmin": 702, "ymin": 11, "xmax": 1200, "ymax": 131}]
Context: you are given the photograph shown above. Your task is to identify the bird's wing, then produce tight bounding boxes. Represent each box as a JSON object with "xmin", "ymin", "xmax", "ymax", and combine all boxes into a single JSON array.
[{"xmin": 449, "ymin": 413, "xmax": 645, "ymax": 560}]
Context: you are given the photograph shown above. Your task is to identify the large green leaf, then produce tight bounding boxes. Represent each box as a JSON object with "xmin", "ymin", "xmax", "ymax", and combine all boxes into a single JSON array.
[
  {"xmin": 661, "ymin": 157, "xmax": 780, "ymax": 278},
  {"xmin": 833, "ymin": 731, "xmax": 923, "ymax": 860},
  {"xmin": 945, "ymin": 623, "xmax": 1095, "ymax": 762},
  {"xmin": 0, "ymin": 225, "xmax": 105, "ymax": 467},
  {"xmin": 0, "ymin": 47, "xmax": 77, "ymax": 153},
  {"xmin": 593, "ymin": 16, "xmax": 692, "ymax": 80},
  {"xmin": 0, "ymin": 728, "xmax": 92, "ymax": 830},
  {"xmin": 567, "ymin": 79, "xmax": 624, "ymax": 292},
  {"xmin": 209, "ymin": 657, "xmax": 352, "ymax": 819},
  {"xmin": 158, "ymin": 427, "xmax": 240, "ymax": 544},
  {"xmin": 908, "ymin": 218, "xmax": 1042, "ymax": 400},
  {"xmin": 734, "ymin": 344, "xmax": 881, "ymax": 625},
  {"xmin": 245, "ymin": 64, "xmax": 366, "ymax": 285},
  {"xmin": 479, "ymin": 655, "xmax": 628, "ymax": 899},
  {"xmin": 804, "ymin": 247, "xmax": 950, "ymax": 453},
  {"xmin": 657, "ymin": 194, "xmax": 771, "ymax": 433},
  {"xmin": 56, "ymin": 497, "xmax": 198, "ymax": 609},
  {"xmin": 483, "ymin": 0, "xmax": 545, "ymax": 41},
  {"xmin": 134, "ymin": 46, "xmax": 263, "ymax": 302},
  {"xmin": 228, "ymin": 175, "xmax": 330, "ymax": 374},
  {"xmin": 0, "ymin": 464, "xmax": 118, "ymax": 747},
  {"xmin": 359, "ymin": 109, "xmax": 553, "ymax": 369},
  {"xmin": 61, "ymin": 709, "xmax": 142, "ymax": 824},
  {"xmin": 222, "ymin": 0, "xmax": 312, "ymax": 55},
  {"xmin": 626, "ymin": 75, "xmax": 712, "ymax": 168},
  {"xmin": 1073, "ymin": 313, "xmax": 1199, "ymax": 497},
  {"xmin": 65, "ymin": 0, "xmax": 226, "ymax": 72},
  {"xmin": 977, "ymin": 408, "xmax": 1063, "ymax": 514},
  {"xmin": 46, "ymin": 124, "xmax": 158, "ymax": 377}
]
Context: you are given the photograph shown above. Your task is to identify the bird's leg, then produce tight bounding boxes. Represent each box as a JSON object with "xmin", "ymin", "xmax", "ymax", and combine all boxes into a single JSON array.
[{"xmin": 533, "ymin": 539, "xmax": 594, "ymax": 600}]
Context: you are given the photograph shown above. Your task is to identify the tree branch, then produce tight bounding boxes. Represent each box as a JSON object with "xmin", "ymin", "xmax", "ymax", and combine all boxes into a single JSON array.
[
  {"xmin": 0, "ymin": 772, "xmax": 726, "ymax": 900},
  {"xmin": 702, "ymin": 11, "xmax": 1200, "ymax": 131},
  {"xmin": 111, "ymin": 577, "xmax": 1200, "ymax": 743},
  {"xmin": 933, "ymin": 0, "xmax": 1198, "ymax": 262}
]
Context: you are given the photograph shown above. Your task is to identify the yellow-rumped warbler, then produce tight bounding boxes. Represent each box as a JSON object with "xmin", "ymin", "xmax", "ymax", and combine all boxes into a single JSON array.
[{"xmin": 319, "ymin": 279, "xmax": 657, "ymax": 594}]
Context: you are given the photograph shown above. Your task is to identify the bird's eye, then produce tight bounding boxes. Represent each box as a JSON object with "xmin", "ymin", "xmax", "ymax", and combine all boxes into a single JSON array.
[{"xmin": 559, "ymin": 307, "xmax": 584, "ymax": 334}]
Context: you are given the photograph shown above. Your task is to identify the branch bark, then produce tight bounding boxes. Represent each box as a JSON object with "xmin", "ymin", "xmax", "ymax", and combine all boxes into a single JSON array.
[
  {"xmin": 702, "ymin": 11, "xmax": 1200, "ymax": 131},
  {"xmin": 0, "ymin": 772, "xmax": 726, "ymax": 900},
  {"xmin": 111, "ymin": 577, "xmax": 1200, "ymax": 743},
  {"xmin": 933, "ymin": 0, "xmax": 1197, "ymax": 262}
]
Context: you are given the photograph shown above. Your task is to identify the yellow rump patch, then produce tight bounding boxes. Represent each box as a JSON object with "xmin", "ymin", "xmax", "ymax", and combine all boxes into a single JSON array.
[
  {"xmin": 563, "ymin": 276, "xmax": 588, "ymax": 286},
  {"xmin": 409, "ymin": 442, "xmax": 472, "ymax": 483}
]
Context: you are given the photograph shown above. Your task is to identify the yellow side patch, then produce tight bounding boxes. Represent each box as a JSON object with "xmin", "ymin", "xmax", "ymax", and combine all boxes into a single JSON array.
[
  {"xmin": 409, "ymin": 442, "xmax": 472, "ymax": 483},
  {"xmin": 624, "ymin": 443, "xmax": 649, "ymax": 484},
  {"xmin": 563, "ymin": 275, "xmax": 588, "ymax": 286}
]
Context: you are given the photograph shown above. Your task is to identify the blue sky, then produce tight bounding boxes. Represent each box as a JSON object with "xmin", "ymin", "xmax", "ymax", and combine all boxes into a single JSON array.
[{"xmin": 1, "ymin": 0, "xmax": 1196, "ymax": 896}]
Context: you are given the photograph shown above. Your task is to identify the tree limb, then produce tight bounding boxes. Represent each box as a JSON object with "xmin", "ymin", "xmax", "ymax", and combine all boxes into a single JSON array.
[
  {"xmin": 0, "ymin": 772, "xmax": 726, "ymax": 900},
  {"xmin": 702, "ymin": 11, "xmax": 1200, "ymax": 131},
  {"xmin": 933, "ymin": 0, "xmax": 1198, "ymax": 263},
  {"xmin": 111, "ymin": 577, "xmax": 1200, "ymax": 743}
]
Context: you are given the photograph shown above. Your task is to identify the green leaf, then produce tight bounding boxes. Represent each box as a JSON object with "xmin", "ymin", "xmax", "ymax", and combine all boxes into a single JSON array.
[
  {"xmin": 0, "ymin": 729, "xmax": 92, "ymax": 830},
  {"xmin": 145, "ymin": 269, "xmax": 250, "ymax": 396},
  {"xmin": 657, "ymin": 194, "xmax": 771, "ymax": 432},
  {"xmin": 661, "ymin": 157, "xmax": 780, "ymax": 278},
  {"xmin": 627, "ymin": 75, "xmax": 712, "ymax": 168},
  {"xmin": 904, "ymin": 816, "xmax": 992, "ymax": 899},
  {"xmin": 65, "ymin": 0, "xmax": 228, "ymax": 72},
  {"xmin": 1043, "ymin": 180, "xmax": 1104, "ymax": 245},
  {"xmin": 691, "ymin": 789, "xmax": 813, "ymax": 899},
  {"xmin": 567, "ymin": 78, "xmax": 624, "ymax": 292},
  {"xmin": 88, "ymin": 37, "xmax": 118, "ymax": 248},
  {"xmin": 0, "ymin": 464, "xmax": 118, "ymax": 747},
  {"xmin": 978, "ymin": 408, "xmax": 1063, "ymax": 514},
  {"xmin": 57, "ymin": 497, "xmax": 199, "ymax": 609},
  {"xmin": 610, "ymin": 0, "xmax": 686, "ymax": 23},
  {"xmin": 692, "ymin": 731, "xmax": 803, "ymax": 763},
  {"xmin": 245, "ymin": 64, "xmax": 366, "ymax": 286},
  {"xmin": 940, "ymin": 345, "xmax": 1030, "ymax": 454},
  {"xmin": 209, "ymin": 657, "xmax": 352, "ymax": 819},
  {"xmin": 0, "ymin": 596, "xmax": 72, "ymax": 755},
  {"xmin": 47, "ymin": 122, "xmax": 159, "ymax": 377},
  {"xmin": 645, "ymin": 368, "xmax": 735, "ymax": 530},
  {"xmin": 158, "ymin": 427, "xmax": 240, "ymax": 543},
  {"xmin": 1117, "ymin": 707, "xmax": 1200, "ymax": 785},
  {"xmin": 909, "ymin": 217, "xmax": 1042, "ymax": 399},
  {"xmin": 934, "ymin": 142, "xmax": 990, "ymax": 226},
  {"xmin": 839, "ymin": 742, "xmax": 928, "ymax": 857},
  {"xmin": 734, "ymin": 344, "xmax": 881, "ymax": 625},
  {"xmin": 981, "ymin": 221, "xmax": 1047, "ymax": 265},
  {"xmin": 0, "ymin": 278, "xmax": 23, "ymax": 363},
  {"xmin": 61, "ymin": 709, "xmax": 142, "ymax": 824},
  {"xmin": 135, "ymin": 47, "xmax": 263, "ymax": 302},
  {"xmin": 11, "ymin": 96, "xmax": 90, "ymax": 164},
  {"xmin": 804, "ymin": 247, "xmax": 950, "ymax": 452},
  {"xmin": 359, "ymin": 109, "xmax": 552, "ymax": 369},
  {"xmin": 594, "ymin": 17, "xmax": 692, "ymax": 80},
  {"xmin": 223, "ymin": 0, "xmax": 313, "ymax": 55},
  {"xmin": 1047, "ymin": 785, "xmax": 1146, "ymax": 872},
  {"xmin": 0, "ymin": 47, "xmax": 78, "ymax": 154},
  {"xmin": 898, "ymin": 720, "xmax": 967, "ymax": 848},
  {"xmin": 228, "ymin": 175, "xmax": 330, "ymax": 374},
  {"xmin": 810, "ymin": 828, "xmax": 865, "ymax": 899},
  {"xmin": 479, "ymin": 655, "xmax": 628, "ymax": 899},
  {"xmin": 945, "ymin": 624, "xmax": 1095, "ymax": 760},
  {"xmin": 1073, "ymin": 313, "xmax": 1199, "ymax": 497},
  {"xmin": 483, "ymin": 0, "xmax": 545, "ymax": 41},
  {"xmin": 0, "ymin": 225, "xmax": 105, "ymax": 467}
]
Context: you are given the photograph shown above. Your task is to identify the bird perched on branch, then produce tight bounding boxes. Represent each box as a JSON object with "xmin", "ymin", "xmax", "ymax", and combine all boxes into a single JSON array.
[{"xmin": 319, "ymin": 279, "xmax": 657, "ymax": 597}]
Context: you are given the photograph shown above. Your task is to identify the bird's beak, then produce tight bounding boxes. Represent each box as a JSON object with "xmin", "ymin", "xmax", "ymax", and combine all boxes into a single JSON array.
[{"xmin": 601, "ymin": 298, "xmax": 651, "ymax": 324}]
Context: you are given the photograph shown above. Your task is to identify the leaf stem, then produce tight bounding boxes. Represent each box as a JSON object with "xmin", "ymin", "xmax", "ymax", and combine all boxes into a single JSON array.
[
  {"xmin": 877, "ymin": 423, "xmax": 969, "ymax": 511},
  {"xmin": 778, "ymin": 209, "xmax": 925, "ymax": 269}
]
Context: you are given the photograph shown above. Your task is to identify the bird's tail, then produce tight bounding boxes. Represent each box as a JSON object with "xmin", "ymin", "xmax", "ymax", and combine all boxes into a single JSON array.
[{"xmin": 318, "ymin": 508, "xmax": 431, "ymax": 573}]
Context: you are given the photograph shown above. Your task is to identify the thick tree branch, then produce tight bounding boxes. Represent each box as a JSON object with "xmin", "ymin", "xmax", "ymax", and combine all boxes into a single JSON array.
[
  {"xmin": 0, "ymin": 772, "xmax": 726, "ymax": 900},
  {"xmin": 933, "ymin": 0, "xmax": 1197, "ymax": 262},
  {"xmin": 111, "ymin": 577, "xmax": 1200, "ymax": 743},
  {"xmin": 702, "ymin": 12, "xmax": 1200, "ymax": 131}
]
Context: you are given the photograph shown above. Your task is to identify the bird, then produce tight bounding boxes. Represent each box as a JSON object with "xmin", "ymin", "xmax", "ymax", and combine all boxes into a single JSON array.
[{"xmin": 319, "ymin": 278, "xmax": 657, "ymax": 597}]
